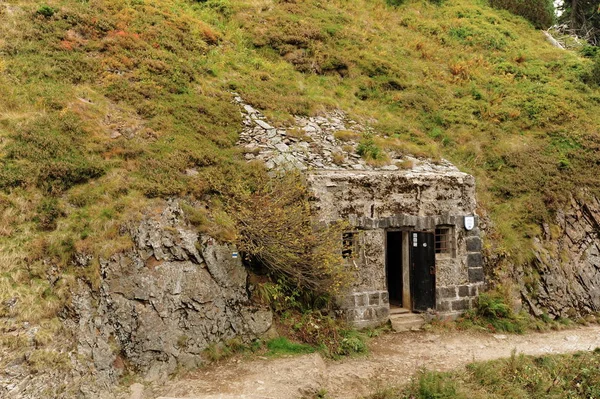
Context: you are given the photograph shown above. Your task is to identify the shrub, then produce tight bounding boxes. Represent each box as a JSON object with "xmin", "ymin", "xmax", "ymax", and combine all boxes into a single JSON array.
[
  {"xmin": 36, "ymin": 5, "xmax": 56, "ymax": 18},
  {"xmin": 476, "ymin": 292, "xmax": 511, "ymax": 319},
  {"xmin": 214, "ymin": 169, "xmax": 352, "ymax": 297},
  {"xmin": 489, "ymin": 0, "xmax": 555, "ymax": 29},
  {"xmin": 458, "ymin": 292, "xmax": 529, "ymax": 333}
]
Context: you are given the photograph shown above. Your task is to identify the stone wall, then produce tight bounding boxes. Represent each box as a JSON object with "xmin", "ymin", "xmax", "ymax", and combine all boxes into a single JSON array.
[
  {"xmin": 70, "ymin": 200, "xmax": 272, "ymax": 390},
  {"xmin": 309, "ymin": 170, "xmax": 483, "ymax": 326},
  {"xmin": 337, "ymin": 291, "xmax": 390, "ymax": 329}
]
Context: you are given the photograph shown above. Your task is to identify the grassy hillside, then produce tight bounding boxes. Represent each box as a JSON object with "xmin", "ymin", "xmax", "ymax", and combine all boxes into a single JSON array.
[{"xmin": 0, "ymin": 0, "xmax": 599, "ymax": 379}]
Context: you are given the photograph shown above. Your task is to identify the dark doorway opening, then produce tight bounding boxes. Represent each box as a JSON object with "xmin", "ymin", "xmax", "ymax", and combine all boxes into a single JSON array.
[
  {"xmin": 386, "ymin": 231, "xmax": 403, "ymax": 307},
  {"xmin": 410, "ymin": 231, "xmax": 436, "ymax": 312}
]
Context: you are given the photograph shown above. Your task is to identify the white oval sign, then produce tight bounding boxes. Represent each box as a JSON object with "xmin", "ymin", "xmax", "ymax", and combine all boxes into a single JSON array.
[{"xmin": 464, "ymin": 216, "xmax": 475, "ymax": 231}]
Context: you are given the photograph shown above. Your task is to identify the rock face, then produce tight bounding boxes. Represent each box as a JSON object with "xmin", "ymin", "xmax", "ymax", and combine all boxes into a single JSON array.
[
  {"xmin": 73, "ymin": 200, "xmax": 271, "ymax": 390},
  {"xmin": 522, "ymin": 195, "xmax": 600, "ymax": 318}
]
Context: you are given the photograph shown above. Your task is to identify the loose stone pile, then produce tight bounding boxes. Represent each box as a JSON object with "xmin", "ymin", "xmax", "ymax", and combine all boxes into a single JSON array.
[{"xmin": 233, "ymin": 95, "xmax": 460, "ymax": 174}]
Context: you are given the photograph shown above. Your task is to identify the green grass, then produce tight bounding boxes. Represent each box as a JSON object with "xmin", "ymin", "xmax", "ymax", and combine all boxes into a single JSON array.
[
  {"xmin": 265, "ymin": 337, "xmax": 316, "ymax": 356},
  {"xmin": 0, "ymin": 0, "xmax": 599, "ymax": 385},
  {"xmin": 367, "ymin": 349, "xmax": 600, "ymax": 399}
]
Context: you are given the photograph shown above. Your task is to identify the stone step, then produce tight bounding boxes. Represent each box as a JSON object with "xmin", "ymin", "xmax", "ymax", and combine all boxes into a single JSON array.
[{"xmin": 390, "ymin": 313, "xmax": 425, "ymax": 332}]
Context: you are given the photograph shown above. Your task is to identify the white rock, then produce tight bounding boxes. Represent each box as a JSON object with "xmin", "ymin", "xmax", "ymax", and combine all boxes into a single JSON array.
[
  {"xmin": 255, "ymin": 119, "xmax": 273, "ymax": 130},
  {"xmin": 275, "ymin": 143, "xmax": 289, "ymax": 152},
  {"xmin": 243, "ymin": 104, "xmax": 258, "ymax": 114}
]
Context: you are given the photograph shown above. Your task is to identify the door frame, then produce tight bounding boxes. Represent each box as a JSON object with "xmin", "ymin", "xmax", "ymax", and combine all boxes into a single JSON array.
[{"xmin": 386, "ymin": 229, "xmax": 436, "ymax": 313}]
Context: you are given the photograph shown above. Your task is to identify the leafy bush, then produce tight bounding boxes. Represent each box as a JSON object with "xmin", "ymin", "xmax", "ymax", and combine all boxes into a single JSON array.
[{"xmin": 489, "ymin": 0, "xmax": 555, "ymax": 29}]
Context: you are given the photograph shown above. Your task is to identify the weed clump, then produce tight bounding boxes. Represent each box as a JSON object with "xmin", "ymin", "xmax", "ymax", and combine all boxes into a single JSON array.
[
  {"xmin": 357, "ymin": 133, "xmax": 383, "ymax": 160},
  {"xmin": 458, "ymin": 292, "xmax": 529, "ymax": 333}
]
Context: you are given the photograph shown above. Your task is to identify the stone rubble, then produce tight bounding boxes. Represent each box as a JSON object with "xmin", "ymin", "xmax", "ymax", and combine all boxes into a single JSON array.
[{"xmin": 233, "ymin": 94, "xmax": 460, "ymax": 174}]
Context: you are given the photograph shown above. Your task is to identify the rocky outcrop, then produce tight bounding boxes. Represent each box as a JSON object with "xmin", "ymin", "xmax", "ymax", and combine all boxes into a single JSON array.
[
  {"xmin": 72, "ymin": 200, "xmax": 271, "ymax": 393},
  {"xmin": 522, "ymin": 194, "xmax": 600, "ymax": 318}
]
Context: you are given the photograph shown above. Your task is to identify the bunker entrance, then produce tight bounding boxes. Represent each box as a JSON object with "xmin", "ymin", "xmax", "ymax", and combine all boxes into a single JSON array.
[{"xmin": 386, "ymin": 231, "xmax": 436, "ymax": 312}]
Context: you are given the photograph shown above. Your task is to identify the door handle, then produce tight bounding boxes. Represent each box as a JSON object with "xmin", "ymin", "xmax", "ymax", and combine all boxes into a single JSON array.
[{"xmin": 430, "ymin": 266, "xmax": 436, "ymax": 275}]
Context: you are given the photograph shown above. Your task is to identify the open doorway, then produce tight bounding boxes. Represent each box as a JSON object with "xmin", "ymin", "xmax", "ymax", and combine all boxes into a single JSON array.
[{"xmin": 386, "ymin": 231, "xmax": 403, "ymax": 308}]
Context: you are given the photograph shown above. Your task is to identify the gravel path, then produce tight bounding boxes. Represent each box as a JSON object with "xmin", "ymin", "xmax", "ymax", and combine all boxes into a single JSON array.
[{"xmin": 146, "ymin": 325, "xmax": 600, "ymax": 399}]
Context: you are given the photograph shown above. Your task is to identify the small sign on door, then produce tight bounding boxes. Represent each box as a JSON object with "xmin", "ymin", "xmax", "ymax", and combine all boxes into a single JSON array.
[{"xmin": 412, "ymin": 233, "xmax": 418, "ymax": 247}]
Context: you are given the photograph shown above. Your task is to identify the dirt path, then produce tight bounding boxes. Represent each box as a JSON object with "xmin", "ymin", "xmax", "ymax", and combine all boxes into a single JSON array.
[{"xmin": 148, "ymin": 325, "xmax": 600, "ymax": 399}]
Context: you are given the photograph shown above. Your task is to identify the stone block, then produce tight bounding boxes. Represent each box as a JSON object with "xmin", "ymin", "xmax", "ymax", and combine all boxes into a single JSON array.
[
  {"xmin": 437, "ymin": 301, "xmax": 451, "ymax": 312},
  {"xmin": 466, "ymin": 237, "xmax": 482, "ymax": 252},
  {"xmin": 452, "ymin": 299, "xmax": 470, "ymax": 311},
  {"xmin": 381, "ymin": 291, "xmax": 389, "ymax": 304},
  {"xmin": 458, "ymin": 285, "xmax": 470, "ymax": 297},
  {"xmin": 378, "ymin": 218, "xmax": 390, "ymax": 228},
  {"xmin": 375, "ymin": 306, "xmax": 389, "ymax": 319},
  {"xmin": 467, "ymin": 253, "xmax": 483, "ymax": 268},
  {"xmin": 353, "ymin": 308, "xmax": 365, "ymax": 320},
  {"xmin": 468, "ymin": 267, "xmax": 485, "ymax": 283},
  {"xmin": 363, "ymin": 307, "xmax": 374, "ymax": 320},
  {"xmin": 466, "ymin": 228, "xmax": 480, "ymax": 237},
  {"xmin": 355, "ymin": 293, "xmax": 367, "ymax": 307},
  {"xmin": 470, "ymin": 285, "xmax": 479, "ymax": 296},
  {"xmin": 337, "ymin": 295, "xmax": 354, "ymax": 309},
  {"xmin": 369, "ymin": 293, "xmax": 380, "ymax": 306},
  {"xmin": 437, "ymin": 286, "xmax": 457, "ymax": 299},
  {"xmin": 416, "ymin": 217, "xmax": 435, "ymax": 231}
]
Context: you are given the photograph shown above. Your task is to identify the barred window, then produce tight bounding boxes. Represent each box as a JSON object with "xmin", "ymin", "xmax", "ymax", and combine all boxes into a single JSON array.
[
  {"xmin": 342, "ymin": 232, "xmax": 358, "ymax": 259},
  {"xmin": 435, "ymin": 228, "xmax": 451, "ymax": 254}
]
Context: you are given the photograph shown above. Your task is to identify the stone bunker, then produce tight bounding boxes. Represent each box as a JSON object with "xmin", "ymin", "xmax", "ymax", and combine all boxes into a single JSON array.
[
  {"xmin": 308, "ymin": 169, "xmax": 484, "ymax": 328},
  {"xmin": 235, "ymin": 96, "xmax": 484, "ymax": 328}
]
